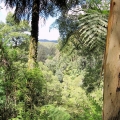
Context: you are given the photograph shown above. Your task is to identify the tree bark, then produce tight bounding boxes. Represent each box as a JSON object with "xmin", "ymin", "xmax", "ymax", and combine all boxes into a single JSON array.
[
  {"xmin": 28, "ymin": 0, "xmax": 40, "ymax": 69},
  {"xmin": 103, "ymin": 0, "xmax": 120, "ymax": 120}
]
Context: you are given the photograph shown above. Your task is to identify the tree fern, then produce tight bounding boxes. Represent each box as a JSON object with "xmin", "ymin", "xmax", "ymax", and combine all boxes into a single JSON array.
[{"xmin": 77, "ymin": 10, "xmax": 108, "ymax": 51}]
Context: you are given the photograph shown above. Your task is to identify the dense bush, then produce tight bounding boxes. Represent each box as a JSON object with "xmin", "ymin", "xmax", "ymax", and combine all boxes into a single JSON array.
[{"xmin": 0, "ymin": 38, "xmax": 45, "ymax": 119}]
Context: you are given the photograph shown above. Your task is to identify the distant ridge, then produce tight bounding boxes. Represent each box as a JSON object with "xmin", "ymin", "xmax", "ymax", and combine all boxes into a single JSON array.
[{"xmin": 39, "ymin": 39, "xmax": 57, "ymax": 43}]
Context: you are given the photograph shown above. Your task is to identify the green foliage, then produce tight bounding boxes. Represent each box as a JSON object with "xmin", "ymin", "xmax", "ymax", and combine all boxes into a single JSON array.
[
  {"xmin": 51, "ymin": 0, "xmax": 109, "ymax": 54},
  {"xmin": 77, "ymin": 9, "xmax": 107, "ymax": 51},
  {"xmin": 59, "ymin": 74, "xmax": 102, "ymax": 120},
  {"xmin": 55, "ymin": 69, "xmax": 63, "ymax": 83},
  {"xmin": 0, "ymin": 1, "xmax": 106, "ymax": 119},
  {"xmin": 0, "ymin": 37, "xmax": 20, "ymax": 119},
  {"xmin": 14, "ymin": 68, "xmax": 45, "ymax": 120},
  {"xmin": 37, "ymin": 42, "xmax": 57, "ymax": 63},
  {"xmin": 0, "ymin": 12, "xmax": 30, "ymax": 47},
  {"xmin": 82, "ymin": 55, "xmax": 103, "ymax": 92},
  {"xmin": 39, "ymin": 62, "xmax": 62, "ymax": 105},
  {"xmin": 10, "ymin": 64, "xmax": 47, "ymax": 119},
  {"xmin": 0, "ymin": 36, "xmax": 45, "ymax": 119},
  {"xmin": 50, "ymin": 14, "xmax": 79, "ymax": 40},
  {"xmin": 40, "ymin": 105, "xmax": 71, "ymax": 120},
  {"xmin": 76, "ymin": 95, "xmax": 102, "ymax": 120},
  {"xmin": 0, "ymin": 33, "xmax": 103, "ymax": 120},
  {"xmin": 40, "ymin": 57, "xmax": 103, "ymax": 119},
  {"xmin": 0, "ymin": 12, "xmax": 30, "ymax": 64}
]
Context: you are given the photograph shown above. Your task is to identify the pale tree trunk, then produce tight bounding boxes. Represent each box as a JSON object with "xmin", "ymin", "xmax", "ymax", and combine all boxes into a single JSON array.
[
  {"xmin": 28, "ymin": 0, "xmax": 40, "ymax": 69},
  {"xmin": 103, "ymin": 0, "xmax": 120, "ymax": 119}
]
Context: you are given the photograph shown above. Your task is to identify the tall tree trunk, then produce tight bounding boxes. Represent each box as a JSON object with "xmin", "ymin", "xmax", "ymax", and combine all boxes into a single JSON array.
[
  {"xmin": 28, "ymin": 0, "xmax": 40, "ymax": 69},
  {"xmin": 103, "ymin": 0, "xmax": 120, "ymax": 119}
]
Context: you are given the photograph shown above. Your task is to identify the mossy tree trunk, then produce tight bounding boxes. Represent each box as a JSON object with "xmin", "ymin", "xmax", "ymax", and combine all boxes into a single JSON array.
[
  {"xmin": 28, "ymin": 0, "xmax": 40, "ymax": 69},
  {"xmin": 103, "ymin": 0, "xmax": 120, "ymax": 119}
]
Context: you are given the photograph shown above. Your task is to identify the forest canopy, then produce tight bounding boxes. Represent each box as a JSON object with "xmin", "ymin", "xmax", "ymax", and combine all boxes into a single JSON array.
[{"xmin": 0, "ymin": 0, "xmax": 112, "ymax": 120}]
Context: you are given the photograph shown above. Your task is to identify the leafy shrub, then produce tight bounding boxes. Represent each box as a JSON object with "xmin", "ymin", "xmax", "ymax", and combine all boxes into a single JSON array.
[
  {"xmin": 0, "ymin": 37, "xmax": 46, "ymax": 120},
  {"xmin": 40, "ymin": 105, "xmax": 71, "ymax": 120}
]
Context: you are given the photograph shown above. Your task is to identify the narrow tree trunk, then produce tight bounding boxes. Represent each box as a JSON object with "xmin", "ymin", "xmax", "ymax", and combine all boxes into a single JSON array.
[
  {"xmin": 103, "ymin": 0, "xmax": 120, "ymax": 119},
  {"xmin": 28, "ymin": 0, "xmax": 40, "ymax": 69}
]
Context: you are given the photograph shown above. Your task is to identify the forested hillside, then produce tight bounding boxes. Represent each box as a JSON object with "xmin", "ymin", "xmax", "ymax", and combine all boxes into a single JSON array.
[
  {"xmin": 0, "ymin": 12, "xmax": 103, "ymax": 119},
  {"xmin": 1, "ymin": 0, "xmax": 118, "ymax": 120},
  {"xmin": 38, "ymin": 41, "xmax": 103, "ymax": 119}
]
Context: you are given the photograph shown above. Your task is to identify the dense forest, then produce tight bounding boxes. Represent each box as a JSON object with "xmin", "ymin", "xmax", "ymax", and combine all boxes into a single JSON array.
[{"xmin": 0, "ymin": 0, "xmax": 120, "ymax": 120}]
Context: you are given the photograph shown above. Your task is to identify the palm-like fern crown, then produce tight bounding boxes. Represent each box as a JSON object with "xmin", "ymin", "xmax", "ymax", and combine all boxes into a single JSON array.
[
  {"xmin": 50, "ymin": 0, "xmax": 109, "ymax": 53},
  {"xmin": 66, "ymin": 0, "xmax": 109, "ymax": 53},
  {"xmin": 78, "ymin": 9, "xmax": 108, "ymax": 51},
  {"xmin": 2, "ymin": 0, "xmax": 79, "ymax": 21}
]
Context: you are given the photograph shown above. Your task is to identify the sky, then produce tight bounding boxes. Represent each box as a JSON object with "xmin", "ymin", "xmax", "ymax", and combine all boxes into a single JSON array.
[
  {"xmin": 0, "ymin": 3, "xmax": 60, "ymax": 40},
  {"xmin": 39, "ymin": 17, "xmax": 60, "ymax": 40}
]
